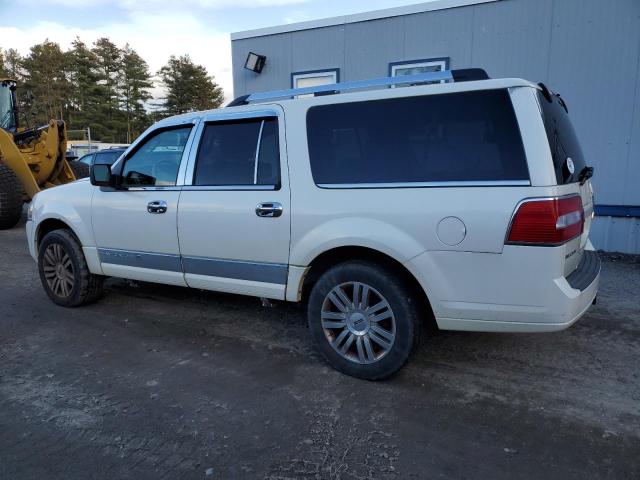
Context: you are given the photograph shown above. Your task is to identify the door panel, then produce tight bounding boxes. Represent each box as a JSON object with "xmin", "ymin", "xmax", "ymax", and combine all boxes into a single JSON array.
[
  {"xmin": 178, "ymin": 189, "xmax": 290, "ymax": 297},
  {"xmin": 177, "ymin": 111, "xmax": 290, "ymax": 299},
  {"xmin": 92, "ymin": 189, "xmax": 184, "ymax": 284},
  {"xmin": 91, "ymin": 124, "xmax": 195, "ymax": 286}
]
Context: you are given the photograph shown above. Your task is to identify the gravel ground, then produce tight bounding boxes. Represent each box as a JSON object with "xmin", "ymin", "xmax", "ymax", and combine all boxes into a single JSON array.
[{"xmin": 1, "ymin": 217, "xmax": 639, "ymax": 479}]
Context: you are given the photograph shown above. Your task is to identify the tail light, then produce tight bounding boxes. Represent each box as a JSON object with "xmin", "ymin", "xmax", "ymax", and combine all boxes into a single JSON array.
[{"xmin": 506, "ymin": 195, "xmax": 584, "ymax": 246}]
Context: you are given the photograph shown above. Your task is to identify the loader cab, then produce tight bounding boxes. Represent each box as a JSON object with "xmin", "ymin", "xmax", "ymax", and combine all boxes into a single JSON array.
[{"xmin": 0, "ymin": 78, "xmax": 19, "ymax": 132}]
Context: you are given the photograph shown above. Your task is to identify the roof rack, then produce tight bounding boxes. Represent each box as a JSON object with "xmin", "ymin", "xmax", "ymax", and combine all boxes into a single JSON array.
[{"xmin": 227, "ymin": 68, "xmax": 488, "ymax": 107}]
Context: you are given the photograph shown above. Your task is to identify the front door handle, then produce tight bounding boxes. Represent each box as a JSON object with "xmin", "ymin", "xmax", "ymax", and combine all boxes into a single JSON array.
[
  {"xmin": 147, "ymin": 200, "xmax": 167, "ymax": 214},
  {"xmin": 256, "ymin": 202, "xmax": 283, "ymax": 218}
]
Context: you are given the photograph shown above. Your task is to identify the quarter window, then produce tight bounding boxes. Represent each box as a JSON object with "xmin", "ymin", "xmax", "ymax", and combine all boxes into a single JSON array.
[
  {"xmin": 121, "ymin": 127, "xmax": 192, "ymax": 187},
  {"xmin": 194, "ymin": 118, "xmax": 280, "ymax": 187},
  {"xmin": 537, "ymin": 91, "xmax": 587, "ymax": 185},
  {"xmin": 306, "ymin": 89, "xmax": 528, "ymax": 185}
]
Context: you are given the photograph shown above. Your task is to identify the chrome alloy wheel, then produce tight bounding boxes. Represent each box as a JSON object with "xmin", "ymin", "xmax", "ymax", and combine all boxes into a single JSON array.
[
  {"xmin": 321, "ymin": 282, "xmax": 396, "ymax": 364},
  {"xmin": 43, "ymin": 243, "xmax": 75, "ymax": 298}
]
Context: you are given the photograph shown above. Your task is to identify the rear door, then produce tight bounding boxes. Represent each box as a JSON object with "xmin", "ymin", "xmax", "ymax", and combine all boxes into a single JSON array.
[{"xmin": 177, "ymin": 108, "xmax": 291, "ymax": 299}]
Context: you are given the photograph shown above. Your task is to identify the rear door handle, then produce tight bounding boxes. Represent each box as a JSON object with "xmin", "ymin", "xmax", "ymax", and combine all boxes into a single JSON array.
[
  {"xmin": 147, "ymin": 200, "xmax": 167, "ymax": 214},
  {"xmin": 256, "ymin": 202, "xmax": 283, "ymax": 218}
]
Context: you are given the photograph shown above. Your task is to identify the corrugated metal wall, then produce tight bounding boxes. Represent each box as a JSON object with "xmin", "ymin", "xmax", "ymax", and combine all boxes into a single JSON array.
[{"xmin": 232, "ymin": 0, "xmax": 640, "ymax": 253}]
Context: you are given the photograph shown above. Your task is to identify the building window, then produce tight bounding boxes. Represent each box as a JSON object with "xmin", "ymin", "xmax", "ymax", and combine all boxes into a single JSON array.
[
  {"xmin": 291, "ymin": 69, "xmax": 339, "ymax": 97},
  {"xmin": 389, "ymin": 58, "xmax": 449, "ymax": 84}
]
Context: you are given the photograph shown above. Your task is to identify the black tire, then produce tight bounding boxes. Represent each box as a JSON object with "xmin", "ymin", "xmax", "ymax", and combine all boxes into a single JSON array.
[
  {"xmin": 38, "ymin": 229, "xmax": 104, "ymax": 307},
  {"xmin": 307, "ymin": 261, "xmax": 419, "ymax": 380},
  {"xmin": 69, "ymin": 161, "xmax": 90, "ymax": 179},
  {"xmin": 0, "ymin": 163, "xmax": 24, "ymax": 230}
]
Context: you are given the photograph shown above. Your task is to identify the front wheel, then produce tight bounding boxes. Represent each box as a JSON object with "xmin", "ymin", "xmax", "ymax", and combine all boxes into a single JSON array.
[
  {"xmin": 307, "ymin": 261, "xmax": 419, "ymax": 380},
  {"xmin": 38, "ymin": 229, "xmax": 104, "ymax": 307}
]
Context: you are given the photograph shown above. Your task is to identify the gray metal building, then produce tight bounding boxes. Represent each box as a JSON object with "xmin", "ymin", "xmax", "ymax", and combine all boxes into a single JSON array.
[{"xmin": 231, "ymin": 0, "xmax": 640, "ymax": 253}]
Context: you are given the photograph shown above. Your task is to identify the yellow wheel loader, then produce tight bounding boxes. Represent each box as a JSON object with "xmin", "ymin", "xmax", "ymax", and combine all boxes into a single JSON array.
[{"xmin": 0, "ymin": 78, "xmax": 88, "ymax": 229}]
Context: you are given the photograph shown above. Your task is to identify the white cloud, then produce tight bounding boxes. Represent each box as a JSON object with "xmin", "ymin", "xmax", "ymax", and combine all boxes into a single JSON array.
[{"xmin": 0, "ymin": 13, "xmax": 234, "ymax": 103}]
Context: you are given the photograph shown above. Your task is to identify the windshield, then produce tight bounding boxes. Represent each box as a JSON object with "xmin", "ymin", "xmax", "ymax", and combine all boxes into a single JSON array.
[{"xmin": 0, "ymin": 83, "xmax": 17, "ymax": 131}]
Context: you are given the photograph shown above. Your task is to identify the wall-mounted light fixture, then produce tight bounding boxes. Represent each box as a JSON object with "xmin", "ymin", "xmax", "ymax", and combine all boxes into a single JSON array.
[{"xmin": 244, "ymin": 52, "xmax": 267, "ymax": 74}]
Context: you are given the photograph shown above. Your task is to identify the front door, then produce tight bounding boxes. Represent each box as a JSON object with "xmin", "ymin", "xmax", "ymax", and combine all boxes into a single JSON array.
[
  {"xmin": 92, "ymin": 124, "xmax": 195, "ymax": 286},
  {"xmin": 177, "ymin": 110, "xmax": 291, "ymax": 299}
]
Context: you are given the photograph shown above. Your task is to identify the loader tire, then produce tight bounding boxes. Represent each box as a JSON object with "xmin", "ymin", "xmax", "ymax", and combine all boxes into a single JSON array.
[
  {"xmin": 0, "ymin": 163, "xmax": 23, "ymax": 230},
  {"xmin": 69, "ymin": 161, "xmax": 90, "ymax": 179}
]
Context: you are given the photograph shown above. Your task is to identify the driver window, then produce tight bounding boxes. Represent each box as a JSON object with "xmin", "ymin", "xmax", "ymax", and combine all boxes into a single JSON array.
[{"xmin": 121, "ymin": 126, "xmax": 192, "ymax": 187}]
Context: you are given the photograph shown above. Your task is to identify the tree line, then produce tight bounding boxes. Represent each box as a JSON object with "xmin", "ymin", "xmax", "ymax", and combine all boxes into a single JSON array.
[{"xmin": 0, "ymin": 39, "xmax": 224, "ymax": 143}]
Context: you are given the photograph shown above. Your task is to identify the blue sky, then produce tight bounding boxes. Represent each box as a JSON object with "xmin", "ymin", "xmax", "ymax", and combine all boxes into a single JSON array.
[{"xmin": 0, "ymin": 0, "xmax": 433, "ymax": 99}]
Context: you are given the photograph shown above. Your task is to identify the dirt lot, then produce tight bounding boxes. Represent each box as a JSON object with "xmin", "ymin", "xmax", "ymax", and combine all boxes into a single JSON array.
[{"xmin": 1, "ymin": 217, "xmax": 639, "ymax": 479}]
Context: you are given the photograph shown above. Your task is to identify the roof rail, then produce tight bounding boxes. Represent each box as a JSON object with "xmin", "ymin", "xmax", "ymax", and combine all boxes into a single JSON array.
[{"xmin": 226, "ymin": 68, "xmax": 489, "ymax": 107}]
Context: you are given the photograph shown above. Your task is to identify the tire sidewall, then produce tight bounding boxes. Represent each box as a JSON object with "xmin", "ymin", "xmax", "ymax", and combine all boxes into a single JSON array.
[
  {"xmin": 0, "ymin": 163, "xmax": 24, "ymax": 229},
  {"xmin": 38, "ymin": 231, "xmax": 83, "ymax": 307},
  {"xmin": 308, "ymin": 262, "xmax": 416, "ymax": 380}
]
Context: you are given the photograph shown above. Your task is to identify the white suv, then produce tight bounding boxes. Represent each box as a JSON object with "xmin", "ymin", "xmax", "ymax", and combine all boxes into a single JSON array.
[{"xmin": 26, "ymin": 69, "xmax": 599, "ymax": 379}]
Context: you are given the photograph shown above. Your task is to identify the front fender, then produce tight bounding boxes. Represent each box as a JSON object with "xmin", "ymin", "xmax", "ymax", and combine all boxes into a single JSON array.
[{"xmin": 32, "ymin": 180, "xmax": 96, "ymax": 250}]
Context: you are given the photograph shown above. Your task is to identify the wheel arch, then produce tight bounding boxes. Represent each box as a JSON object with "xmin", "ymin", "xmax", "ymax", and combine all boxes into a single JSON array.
[
  {"xmin": 298, "ymin": 245, "xmax": 436, "ymax": 329},
  {"xmin": 36, "ymin": 217, "xmax": 80, "ymax": 252}
]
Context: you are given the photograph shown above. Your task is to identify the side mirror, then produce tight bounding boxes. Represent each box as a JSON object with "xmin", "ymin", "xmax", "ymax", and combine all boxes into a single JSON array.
[{"xmin": 90, "ymin": 163, "xmax": 114, "ymax": 187}]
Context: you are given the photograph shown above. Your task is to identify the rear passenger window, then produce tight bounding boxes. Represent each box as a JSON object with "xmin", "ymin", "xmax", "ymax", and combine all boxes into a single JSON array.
[
  {"xmin": 306, "ymin": 90, "xmax": 528, "ymax": 185},
  {"xmin": 194, "ymin": 118, "xmax": 280, "ymax": 187}
]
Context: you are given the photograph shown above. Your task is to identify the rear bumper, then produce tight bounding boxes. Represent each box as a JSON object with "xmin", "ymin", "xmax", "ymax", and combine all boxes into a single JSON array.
[
  {"xmin": 435, "ymin": 271, "xmax": 598, "ymax": 332},
  {"xmin": 406, "ymin": 245, "xmax": 601, "ymax": 333}
]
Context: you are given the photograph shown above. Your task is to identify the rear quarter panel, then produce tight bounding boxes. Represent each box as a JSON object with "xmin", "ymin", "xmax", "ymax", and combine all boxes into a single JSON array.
[
  {"xmin": 284, "ymin": 86, "xmax": 556, "ymax": 265},
  {"xmin": 283, "ymin": 85, "xmax": 582, "ymax": 313}
]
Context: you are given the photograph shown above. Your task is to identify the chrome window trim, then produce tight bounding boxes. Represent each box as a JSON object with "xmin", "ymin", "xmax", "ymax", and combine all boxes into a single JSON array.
[
  {"xmin": 125, "ymin": 186, "xmax": 183, "ymax": 192},
  {"xmin": 184, "ymin": 120, "xmax": 206, "ymax": 185},
  {"xmin": 202, "ymin": 109, "xmax": 279, "ymax": 123},
  {"xmin": 182, "ymin": 185, "xmax": 277, "ymax": 192},
  {"xmin": 316, "ymin": 180, "xmax": 531, "ymax": 189},
  {"xmin": 177, "ymin": 120, "xmax": 202, "ymax": 186},
  {"xmin": 253, "ymin": 120, "xmax": 265, "ymax": 184},
  {"xmin": 119, "ymin": 184, "xmax": 278, "ymax": 192}
]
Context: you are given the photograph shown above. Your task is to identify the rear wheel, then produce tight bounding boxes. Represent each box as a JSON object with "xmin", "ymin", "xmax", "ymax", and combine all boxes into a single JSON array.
[
  {"xmin": 69, "ymin": 161, "xmax": 90, "ymax": 179},
  {"xmin": 307, "ymin": 261, "xmax": 419, "ymax": 380},
  {"xmin": 38, "ymin": 229, "xmax": 104, "ymax": 307},
  {"xmin": 0, "ymin": 163, "xmax": 23, "ymax": 230}
]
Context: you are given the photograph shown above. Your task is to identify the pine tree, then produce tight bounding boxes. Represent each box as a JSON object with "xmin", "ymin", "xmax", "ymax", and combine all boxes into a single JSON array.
[
  {"xmin": 119, "ymin": 45, "xmax": 153, "ymax": 142},
  {"xmin": 0, "ymin": 48, "xmax": 22, "ymax": 80},
  {"xmin": 158, "ymin": 55, "xmax": 223, "ymax": 116},
  {"xmin": 92, "ymin": 37, "xmax": 126, "ymax": 142},
  {"xmin": 21, "ymin": 40, "xmax": 70, "ymax": 126},
  {"xmin": 66, "ymin": 38, "xmax": 108, "ymax": 140}
]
